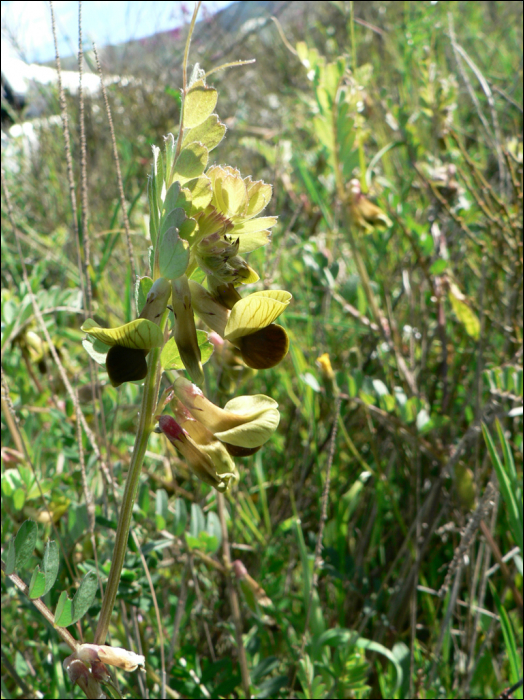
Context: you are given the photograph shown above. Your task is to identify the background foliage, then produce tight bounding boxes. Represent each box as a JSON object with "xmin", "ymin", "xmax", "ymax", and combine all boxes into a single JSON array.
[{"xmin": 1, "ymin": 1, "xmax": 522, "ymax": 698}]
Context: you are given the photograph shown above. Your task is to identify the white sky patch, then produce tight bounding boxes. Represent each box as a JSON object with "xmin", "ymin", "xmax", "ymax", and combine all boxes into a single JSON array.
[{"xmin": 1, "ymin": 1, "xmax": 233, "ymax": 63}]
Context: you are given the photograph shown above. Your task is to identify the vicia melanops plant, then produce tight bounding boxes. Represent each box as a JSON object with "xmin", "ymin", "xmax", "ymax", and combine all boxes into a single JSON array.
[{"xmin": 79, "ymin": 3, "xmax": 291, "ymax": 665}]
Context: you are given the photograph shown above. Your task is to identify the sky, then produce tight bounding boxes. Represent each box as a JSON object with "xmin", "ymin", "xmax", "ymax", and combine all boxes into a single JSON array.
[{"xmin": 1, "ymin": 1, "xmax": 233, "ymax": 64}]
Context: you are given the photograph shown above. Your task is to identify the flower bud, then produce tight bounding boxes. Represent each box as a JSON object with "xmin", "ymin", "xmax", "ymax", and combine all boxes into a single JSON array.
[
  {"xmin": 188, "ymin": 280, "xmax": 230, "ymax": 336},
  {"xmin": 348, "ymin": 178, "xmax": 392, "ymax": 231},
  {"xmin": 195, "ymin": 233, "xmax": 258, "ymax": 285},
  {"xmin": 172, "ymin": 376, "xmax": 280, "ymax": 449},
  {"xmin": 138, "ymin": 277, "xmax": 171, "ymax": 323},
  {"xmin": 171, "ymin": 275, "xmax": 204, "ymax": 386},
  {"xmin": 206, "ymin": 279, "xmax": 242, "ymax": 310},
  {"xmin": 158, "ymin": 414, "xmax": 236, "ymax": 492}
]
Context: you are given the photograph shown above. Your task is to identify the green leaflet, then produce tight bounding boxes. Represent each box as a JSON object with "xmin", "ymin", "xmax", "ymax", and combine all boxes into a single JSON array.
[
  {"xmin": 160, "ymin": 330, "xmax": 213, "ymax": 371},
  {"xmin": 183, "ymin": 80, "xmax": 218, "ymax": 128},
  {"xmin": 448, "ymin": 283, "xmax": 480, "ymax": 340},
  {"xmin": 158, "ymin": 227, "xmax": 190, "ymax": 280},
  {"xmin": 172, "ymin": 142, "xmax": 209, "ymax": 184},
  {"xmin": 182, "ymin": 114, "xmax": 226, "ymax": 152}
]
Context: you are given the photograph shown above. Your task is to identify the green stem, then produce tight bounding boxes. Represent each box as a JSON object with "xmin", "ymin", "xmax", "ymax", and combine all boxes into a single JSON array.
[
  {"xmin": 94, "ymin": 333, "xmax": 165, "ymax": 645},
  {"xmin": 349, "ymin": 1, "xmax": 357, "ymax": 71}
]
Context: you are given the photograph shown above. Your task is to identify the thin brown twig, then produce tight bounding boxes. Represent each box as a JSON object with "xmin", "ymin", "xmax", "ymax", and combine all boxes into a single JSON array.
[
  {"xmin": 92, "ymin": 44, "xmax": 136, "ymax": 282},
  {"xmin": 49, "ymin": 1, "xmax": 87, "ymax": 317},
  {"xmin": 294, "ymin": 395, "xmax": 342, "ymax": 692},
  {"xmin": 76, "ymin": 1, "xmax": 93, "ymax": 315}
]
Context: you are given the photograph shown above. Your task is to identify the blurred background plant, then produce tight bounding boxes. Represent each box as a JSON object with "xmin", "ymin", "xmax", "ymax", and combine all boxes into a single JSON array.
[{"xmin": 1, "ymin": 1, "xmax": 522, "ymax": 698}]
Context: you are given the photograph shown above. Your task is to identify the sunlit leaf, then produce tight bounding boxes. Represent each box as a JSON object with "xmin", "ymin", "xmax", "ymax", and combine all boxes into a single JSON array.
[
  {"xmin": 184, "ymin": 81, "xmax": 218, "ymax": 128},
  {"xmin": 29, "ymin": 567, "xmax": 46, "ymax": 599},
  {"xmin": 160, "ymin": 330, "xmax": 213, "ymax": 370},
  {"xmin": 448, "ymin": 283, "xmax": 480, "ymax": 340},
  {"xmin": 182, "ymin": 114, "xmax": 226, "ymax": 152},
  {"xmin": 231, "ymin": 216, "xmax": 277, "ymax": 235},
  {"xmin": 172, "ymin": 142, "xmax": 209, "ymax": 183},
  {"xmin": 233, "ymin": 230, "xmax": 272, "ymax": 254},
  {"xmin": 55, "ymin": 590, "xmax": 73, "ymax": 627}
]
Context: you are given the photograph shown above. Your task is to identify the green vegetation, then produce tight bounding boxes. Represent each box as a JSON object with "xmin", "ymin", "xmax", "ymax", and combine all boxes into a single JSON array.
[{"xmin": 1, "ymin": 1, "xmax": 522, "ymax": 698}]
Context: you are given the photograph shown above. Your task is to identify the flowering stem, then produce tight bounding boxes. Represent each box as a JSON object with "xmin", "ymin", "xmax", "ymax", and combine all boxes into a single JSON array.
[{"xmin": 94, "ymin": 321, "xmax": 167, "ymax": 645}]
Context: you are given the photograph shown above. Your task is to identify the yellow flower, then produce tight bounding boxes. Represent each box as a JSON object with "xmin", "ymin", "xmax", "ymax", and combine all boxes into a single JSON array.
[
  {"xmin": 157, "ymin": 414, "xmax": 237, "ymax": 492},
  {"xmin": 172, "ymin": 375, "xmax": 280, "ymax": 450},
  {"xmin": 81, "ymin": 277, "xmax": 170, "ymax": 387},
  {"xmin": 348, "ymin": 179, "xmax": 392, "ymax": 232},
  {"xmin": 189, "ymin": 281, "xmax": 291, "ymax": 369}
]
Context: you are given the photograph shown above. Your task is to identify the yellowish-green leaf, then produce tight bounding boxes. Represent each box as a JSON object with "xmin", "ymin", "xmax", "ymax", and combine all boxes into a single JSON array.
[
  {"xmin": 182, "ymin": 114, "xmax": 226, "ymax": 152},
  {"xmin": 184, "ymin": 81, "xmax": 218, "ymax": 128},
  {"xmin": 314, "ymin": 115, "xmax": 335, "ymax": 150},
  {"xmin": 296, "ymin": 41, "xmax": 309, "ymax": 65},
  {"xmin": 448, "ymin": 284, "xmax": 480, "ymax": 340},
  {"xmin": 81, "ymin": 318, "xmax": 164, "ymax": 350},
  {"xmin": 160, "ymin": 330, "xmax": 214, "ymax": 371},
  {"xmin": 172, "ymin": 142, "xmax": 209, "ymax": 183}
]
